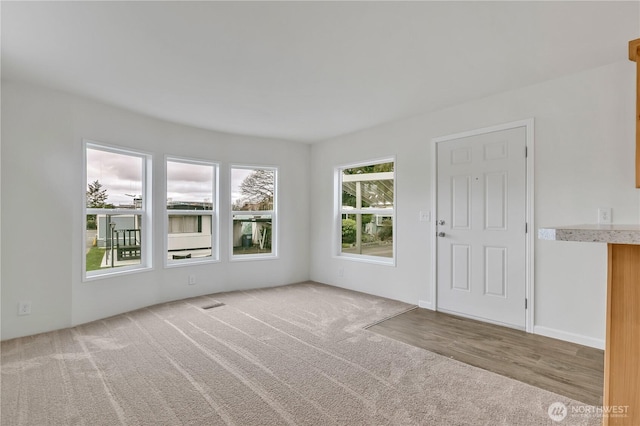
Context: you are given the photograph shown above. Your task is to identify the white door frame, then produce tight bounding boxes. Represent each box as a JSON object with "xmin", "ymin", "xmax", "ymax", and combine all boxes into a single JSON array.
[{"xmin": 430, "ymin": 119, "xmax": 535, "ymax": 333}]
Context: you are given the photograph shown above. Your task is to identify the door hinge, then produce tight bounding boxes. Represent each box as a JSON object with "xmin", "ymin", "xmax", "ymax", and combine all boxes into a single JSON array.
[
  {"xmin": 525, "ymin": 222, "xmax": 528, "ymax": 233},
  {"xmin": 525, "ymin": 298, "xmax": 528, "ymax": 309},
  {"xmin": 525, "ymin": 146, "xmax": 528, "ymax": 158}
]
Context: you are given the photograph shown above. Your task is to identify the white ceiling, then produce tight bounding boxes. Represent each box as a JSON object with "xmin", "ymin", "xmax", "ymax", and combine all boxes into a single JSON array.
[{"xmin": 2, "ymin": 1, "xmax": 638, "ymax": 143}]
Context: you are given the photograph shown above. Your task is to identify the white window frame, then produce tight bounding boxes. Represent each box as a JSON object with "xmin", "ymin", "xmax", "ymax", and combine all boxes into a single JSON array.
[
  {"xmin": 335, "ymin": 157, "xmax": 396, "ymax": 265},
  {"xmin": 230, "ymin": 165, "xmax": 278, "ymax": 261},
  {"xmin": 83, "ymin": 140, "xmax": 153, "ymax": 281},
  {"xmin": 165, "ymin": 156, "xmax": 219, "ymax": 267}
]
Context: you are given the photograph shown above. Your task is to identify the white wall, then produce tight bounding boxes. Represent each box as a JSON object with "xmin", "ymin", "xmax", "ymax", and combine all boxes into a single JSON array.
[
  {"xmin": 1, "ymin": 80, "xmax": 311, "ymax": 340},
  {"xmin": 310, "ymin": 61, "xmax": 637, "ymax": 348}
]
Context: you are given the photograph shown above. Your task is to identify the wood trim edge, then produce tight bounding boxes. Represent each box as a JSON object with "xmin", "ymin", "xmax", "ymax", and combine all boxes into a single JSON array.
[
  {"xmin": 636, "ymin": 53, "xmax": 640, "ymax": 188},
  {"xmin": 603, "ymin": 244, "xmax": 613, "ymax": 426},
  {"xmin": 632, "ymin": 39, "xmax": 640, "ymax": 187},
  {"xmin": 629, "ymin": 38, "xmax": 640, "ymax": 62}
]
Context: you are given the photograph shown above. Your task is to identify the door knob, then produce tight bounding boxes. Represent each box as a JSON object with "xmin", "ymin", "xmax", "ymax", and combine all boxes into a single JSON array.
[
  {"xmin": 438, "ymin": 232, "xmax": 446, "ymax": 237},
  {"xmin": 438, "ymin": 220, "xmax": 445, "ymax": 225}
]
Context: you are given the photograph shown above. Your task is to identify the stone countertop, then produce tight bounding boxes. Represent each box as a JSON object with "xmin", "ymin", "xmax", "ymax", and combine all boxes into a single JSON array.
[{"xmin": 538, "ymin": 224, "xmax": 640, "ymax": 245}]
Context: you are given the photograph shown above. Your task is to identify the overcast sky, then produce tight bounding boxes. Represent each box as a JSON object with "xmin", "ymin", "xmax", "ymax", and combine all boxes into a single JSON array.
[
  {"xmin": 231, "ymin": 168, "xmax": 252, "ymax": 205},
  {"xmin": 87, "ymin": 148, "xmax": 264, "ymax": 207},
  {"xmin": 167, "ymin": 160, "xmax": 213, "ymax": 204},
  {"xmin": 86, "ymin": 148, "xmax": 144, "ymax": 206}
]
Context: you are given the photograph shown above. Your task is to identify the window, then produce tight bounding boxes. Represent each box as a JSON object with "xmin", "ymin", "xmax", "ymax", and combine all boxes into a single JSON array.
[
  {"xmin": 166, "ymin": 158, "xmax": 217, "ymax": 265},
  {"xmin": 231, "ymin": 166, "xmax": 276, "ymax": 258},
  {"xmin": 168, "ymin": 216, "xmax": 201, "ymax": 234},
  {"xmin": 337, "ymin": 159, "xmax": 395, "ymax": 263},
  {"xmin": 84, "ymin": 142, "xmax": 152, "ymax": 279}
]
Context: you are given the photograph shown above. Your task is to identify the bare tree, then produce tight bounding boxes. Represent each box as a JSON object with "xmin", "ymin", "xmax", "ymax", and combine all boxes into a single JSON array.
[{"xmin": 235, "ymin": 170, "xmax": 274, "ymax": 210}]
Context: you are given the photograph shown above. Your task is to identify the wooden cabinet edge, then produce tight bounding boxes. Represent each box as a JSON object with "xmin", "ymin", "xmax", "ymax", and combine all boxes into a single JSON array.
[
  {"xmin": 630, "ymin": 39, "xmax": 640, "ymax": 188},
  {"xmin": 603, "ymin": 244, "xmax": 640, "ymax": 425},
  {"xmin": 603, "ymin": 244, "xmax": 613, "ymax": 426},
  {"xmin": 629, "ymin": 38, "xmax": 640, "ymax": 61}
]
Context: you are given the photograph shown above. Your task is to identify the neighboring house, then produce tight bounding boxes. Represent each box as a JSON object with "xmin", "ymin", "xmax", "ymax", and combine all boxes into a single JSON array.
[
  {"xmin": 94, "ymin": 214, "xmax": 139, "ymax": 249},
  {"xmin": 94, "ymin": 201, "xmax": 213, "ymax": 261},
  {"xmin": 167, "ymin": 202, "xmax": 213, "ymax": 258}
]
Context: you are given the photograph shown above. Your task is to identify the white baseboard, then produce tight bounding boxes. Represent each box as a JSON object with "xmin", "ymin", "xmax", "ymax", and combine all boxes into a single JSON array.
[
  {"xmin": 418, "ymin": 300, "xmax": 434, "ymax": 310},
  {"xmin": 534, "ymin": 325, "xmax": 605, "ymax": 350}
]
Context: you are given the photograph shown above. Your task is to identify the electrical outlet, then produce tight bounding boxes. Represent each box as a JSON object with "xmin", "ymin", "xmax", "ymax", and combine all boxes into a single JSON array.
[
  {"xmin": 188, "ymin": 275, "xmax": 196, "ymax": 285},
  {"xmin": 18, "ymin": 301, "xmax": 32, "ymax": 316},
  {"xmin": 419, "ymin": 211, "xmax": 430, "ymax": 222},
  {"xmin": 337, "ymin": 268, "xmax": 344, "ymax": 277},
  {"xmin": 598, "ymin": 207, "xmax": 612, "ymax": 225}
]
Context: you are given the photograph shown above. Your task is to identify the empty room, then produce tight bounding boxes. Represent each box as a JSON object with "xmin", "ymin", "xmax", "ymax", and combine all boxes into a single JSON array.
[{"xmin": 2, "ymin": 1, "xmax": 639, "ymax": 425}]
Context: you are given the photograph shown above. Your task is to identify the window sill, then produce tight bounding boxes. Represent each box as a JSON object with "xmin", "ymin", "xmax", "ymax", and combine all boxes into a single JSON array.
[
  {"xmin": 230, "ymin": 253, "xmax": 278, "ymax": 262},
  {"xmin": 83, "ymin": 265, "xmax": 153, "ymax": 282},
  {"xmin": 165, "ymin": 258, "xmax": 220, "ymax": 268},
  {"xmin": 336, "ymin": 253, "xmax": 396, "ymax": 266}
]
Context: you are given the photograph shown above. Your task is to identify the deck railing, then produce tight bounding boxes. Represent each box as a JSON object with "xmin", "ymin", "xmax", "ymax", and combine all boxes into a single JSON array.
[{"xmin": 113, "ymin": 229, "xmax": 141, "ymax": 260}]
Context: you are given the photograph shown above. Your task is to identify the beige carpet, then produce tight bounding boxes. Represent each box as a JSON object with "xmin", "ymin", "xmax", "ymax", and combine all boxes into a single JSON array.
[{"xmin": 1, "ymin": 282, "xmax": 600, "ymax": 425}]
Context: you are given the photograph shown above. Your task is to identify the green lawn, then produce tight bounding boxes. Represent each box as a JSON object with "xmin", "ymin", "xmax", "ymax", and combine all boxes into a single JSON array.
[{"xmin": 86, "ymin": 247, "xmax": 105, "ymax": 271}]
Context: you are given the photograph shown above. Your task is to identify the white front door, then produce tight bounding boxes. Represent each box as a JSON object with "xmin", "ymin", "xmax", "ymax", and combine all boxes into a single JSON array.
[{"xmin": 436, "ymin": 126, "xmax": 527, "ymax": 329}]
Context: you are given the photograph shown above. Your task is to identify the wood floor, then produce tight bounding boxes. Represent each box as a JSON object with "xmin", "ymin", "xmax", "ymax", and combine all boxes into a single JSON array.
[{"xmin": 367, "ymin": 308, "xmax": 604, "ymax": 406}]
